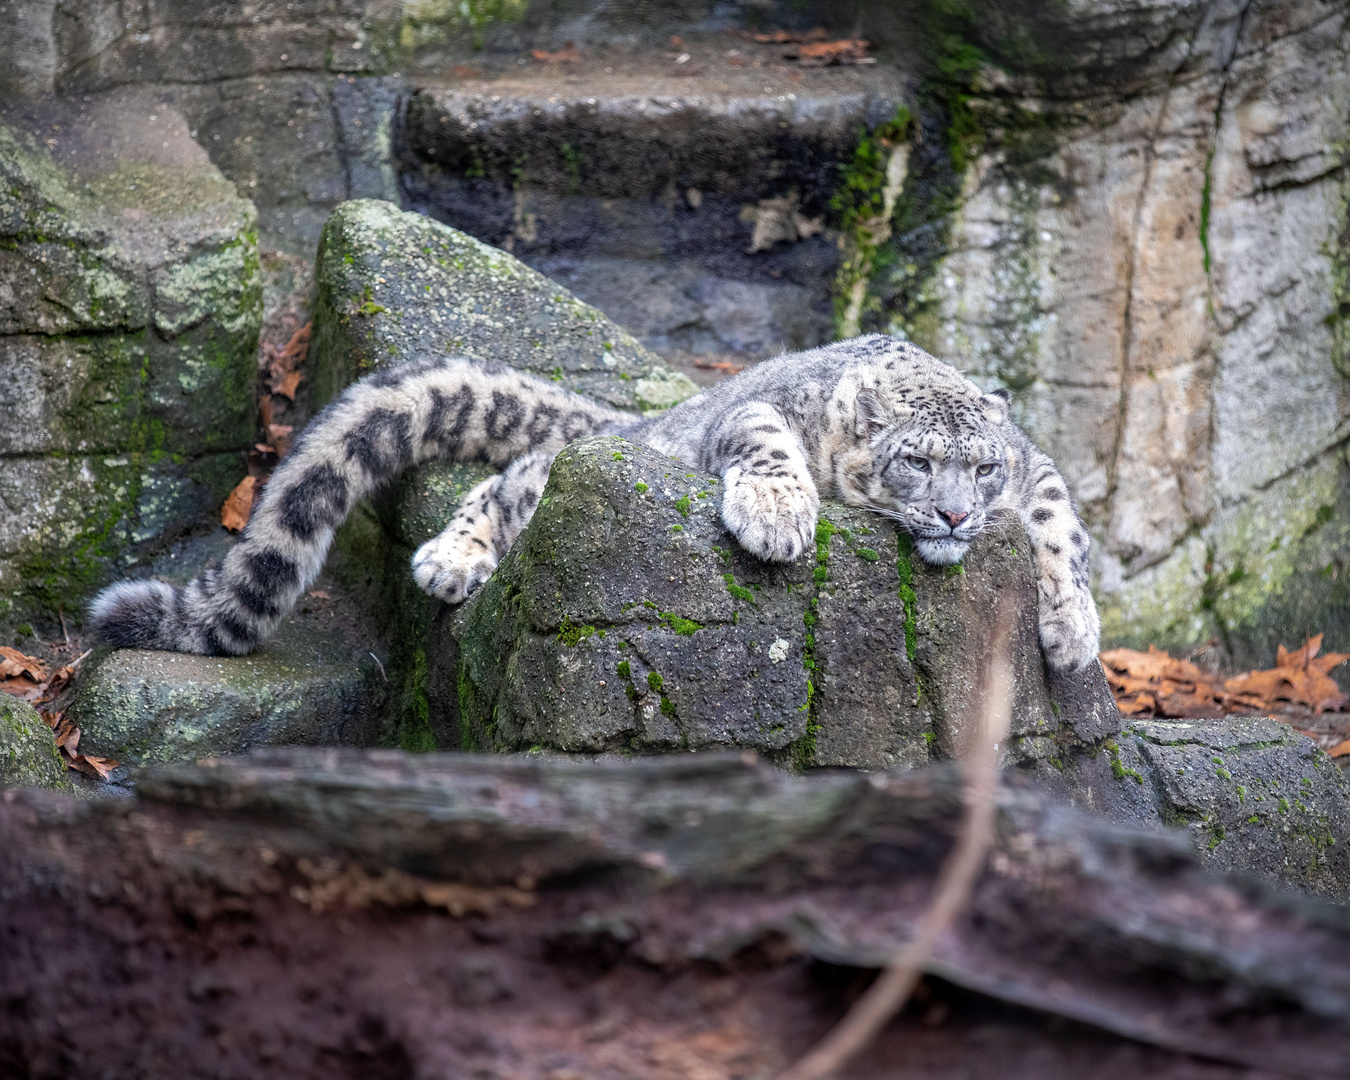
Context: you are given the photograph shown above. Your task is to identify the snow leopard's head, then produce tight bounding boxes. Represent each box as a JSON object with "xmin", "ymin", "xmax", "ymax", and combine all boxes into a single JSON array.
[{"xmin": 838, "ymin": 381, "xmax": 1011, "ymax": 566}]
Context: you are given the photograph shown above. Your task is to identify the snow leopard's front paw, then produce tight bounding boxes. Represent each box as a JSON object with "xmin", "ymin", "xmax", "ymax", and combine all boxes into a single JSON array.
[
  {"xmin": 411, "ymin": 533, "xmax": 497, "ymax": 604},
  {"xmin": 720, "ymin": 469, "xmax": 819, "ymax": 563},
  {"xmin": 1037, "ymin": 592, "xmax": 1101, "ymax": 673}
]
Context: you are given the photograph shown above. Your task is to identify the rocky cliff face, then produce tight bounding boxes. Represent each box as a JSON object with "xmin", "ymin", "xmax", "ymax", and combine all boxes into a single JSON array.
[
  {"xmin": 1, "ymin": 0, "xmax": 1347, "ymax": 666},
  {"xmin": 853, "ymin": 0, "xmax": 1350, "ymax": 665}
]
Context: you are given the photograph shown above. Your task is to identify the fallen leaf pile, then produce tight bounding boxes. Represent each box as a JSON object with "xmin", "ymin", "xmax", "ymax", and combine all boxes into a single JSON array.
[
  {"xmin": 1101, "ymin": 634, "xmax": 1350, "ymax": 723},
  {"xmin": 728, "ymin": 28, "xmax": 830, "ymax": 44},
  {"xmin": 532, "ymin": 42, "xmax": 582, "ymax": 64},
  {"xmin": 1, "ymin": 646, "xmax": 118, "ymax": 778},
  {"xmin": 223, "ymin": 320, "xmax": 310, "ymax": 532},
  {"xmin": 264, "ymin": 320, "xmax": 308, "ymax": 401},
  {"xmin": 792, "ymin": 39, "xmax": 873, "ymax": 66},
  {"xmin": 727, "ymin": 27, "xmax": 873, "ymax": 65}
]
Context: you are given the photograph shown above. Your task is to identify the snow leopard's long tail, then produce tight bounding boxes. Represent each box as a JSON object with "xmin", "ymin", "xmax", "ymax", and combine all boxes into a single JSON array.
[{"xmin": 89, "ymin": 355, "xmax": 631, "ymax": 655}]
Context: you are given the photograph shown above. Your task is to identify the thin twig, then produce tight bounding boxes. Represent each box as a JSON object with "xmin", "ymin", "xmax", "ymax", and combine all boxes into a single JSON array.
[{"xmin": 775, "ymin": 604, "xmax": 1015, "ymax": 1080}]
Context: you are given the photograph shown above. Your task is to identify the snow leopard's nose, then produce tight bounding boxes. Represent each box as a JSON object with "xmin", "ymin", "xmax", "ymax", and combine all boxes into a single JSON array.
[{"xmin": 939, "ymin": 509, "xmax": 969, "ymax": 528}]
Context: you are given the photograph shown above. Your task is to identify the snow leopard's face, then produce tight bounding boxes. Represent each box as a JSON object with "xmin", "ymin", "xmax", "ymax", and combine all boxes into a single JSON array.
[{"xmin": 842, "ymin": 385, "xmax": 1010, "ymax": 566}]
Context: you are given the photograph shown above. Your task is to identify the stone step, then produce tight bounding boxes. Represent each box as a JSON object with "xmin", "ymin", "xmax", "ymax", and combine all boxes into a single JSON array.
[
  {"xmin": 400, "ymin": 65, "xmax": 907, "ymax": 378},
  {"xmin": 65, "ymin": 531, "xmax": 391, "ymax": 768}
]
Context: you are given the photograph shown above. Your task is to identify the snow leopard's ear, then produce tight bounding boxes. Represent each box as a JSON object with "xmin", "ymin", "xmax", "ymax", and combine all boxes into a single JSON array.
[
  {"xmin": 982, "ymin": 387, "xmax": 1012, "ymax": 424},
  {"xmin": 854, "ymin": 387, "xmax": 894, "ymax": 438}
]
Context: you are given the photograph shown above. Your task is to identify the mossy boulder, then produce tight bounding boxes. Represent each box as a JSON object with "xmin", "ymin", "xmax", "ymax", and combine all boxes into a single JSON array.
[
  {"xmin": 311, "ymin": 199, "xmax": 698, "ymax": 744},
  {"xmin": 310, "ymin": 198, "xmax": 697, "ymax": 411},
  {"xmin": 66, "ymin": 623, "xmax": 390, "ymax": 768},
  {"xmin": 0, "ymin": 89, "xmax": 260, "ymax": 632},
  {"xmin": 0, "ymin": 696, "xmax": 70, "ymax": 792},
  {"xmin": 439, "ymin": 436, "xmax": 1119, "ymax": 766},
  {"xmin": 59, "ymin": 529, "xmax": 390, "ymax": 768},
  {"xmin": 1032, "ymin": 715, "xmax": 1350, "ymax": 901}
]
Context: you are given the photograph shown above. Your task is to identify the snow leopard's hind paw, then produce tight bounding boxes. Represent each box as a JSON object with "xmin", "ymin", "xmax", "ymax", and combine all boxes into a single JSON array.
[{"xmin": 411, "ymin": 531, "xmax": 498, "ymax": 604}]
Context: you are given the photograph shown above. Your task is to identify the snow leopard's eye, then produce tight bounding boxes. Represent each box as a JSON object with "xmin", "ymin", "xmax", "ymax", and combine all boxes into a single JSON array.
[
  {"xmin": 976, "ymin": 463, "xmax": 996, "ymax": 476},
  {"xmin": 906, "ymin": 455, "xmax": 930, "ymax": 472}
]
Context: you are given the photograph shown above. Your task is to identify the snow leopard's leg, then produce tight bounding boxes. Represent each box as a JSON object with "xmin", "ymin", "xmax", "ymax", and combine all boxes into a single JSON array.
[
  {"xmin": 703, "ymin": 402, "xmax": 819, "ymax": 562},
  {"xmin": 89, "ymin": 357, "xmax": 628, "ymax": 655},
  {"xmin": 411, "ymin": 450, "xmax": 554, "ymax": 603},
  {"xmin": 1012, "ymin": 440, "xmax": 1100, "ymax": 672}
]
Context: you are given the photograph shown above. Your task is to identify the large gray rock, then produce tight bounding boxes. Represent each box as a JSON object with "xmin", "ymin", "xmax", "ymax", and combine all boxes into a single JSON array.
[
  {"xmin": 1033, "ymin": 713, "xmax": 1350, "ymax": 900},
  {"xmin": 67, "ymin": 625, "xmax": 389, "ymax": 768},
  {"xmin": 310, "ymin": 198, "xmax": 698, "ymax": 411},
  {"xmin": 310, "ymin": 200, "xmax": 698, "ymax": 747},
  {"xmin": 0, "ymin": 696, "xmax": 70, "ymax": 792},
  {"xmin": 0, "ymin": 88, "xmax": 260, "ymax": 633},
  {"xmin": 444, "ymin": 435, "xmax": 1117, "ymax": 765},
  {"xmin": 65, "ymin": 531, "xmax": 392, "ymax": 767}
]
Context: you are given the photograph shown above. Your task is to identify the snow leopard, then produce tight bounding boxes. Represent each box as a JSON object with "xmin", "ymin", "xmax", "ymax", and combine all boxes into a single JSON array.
[{"xmin": 90, "ymin": 335, "xmax": 1101, "ymax": 671}]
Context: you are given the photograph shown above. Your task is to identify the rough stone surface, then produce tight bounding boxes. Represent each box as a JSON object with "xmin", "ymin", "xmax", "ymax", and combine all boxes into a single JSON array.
[
  {"xmin": 64, "ymin": 532, "xmax": 391, "ymax": 767},
  {"xmin": 66, "ymin": 628, "xmax": 389, "ymax": 768},
  {"xmin": 0, "ymin": 696, "xmax": 70, "ymax": 792},
  {"xmin": 856, "ymin": 0, "xmax": 1350, "ymax": 665},
  {"xmin": 0, "ymin": 88, "xmax": 260, "ymax": 632},
  {"xmin": 444, "ymin": 435, "xmax": 1119, "ymax": 765},
  {"xmin": 1032, "ymin": 713, "xmax": 1350, "ymax": 900},
  {"xmin": 310, "ymin": 198, "xmax": 697, "ymax": 411},
  {"xmin": 400, "ymin": 74, "xmax": 904, "ymax": 368}
]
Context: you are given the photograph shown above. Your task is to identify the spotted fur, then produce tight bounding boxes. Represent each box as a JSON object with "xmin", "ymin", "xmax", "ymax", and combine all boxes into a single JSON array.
[{"xmin": 91, "ymin": 336, "xmax": 1101, "ymax": 671}]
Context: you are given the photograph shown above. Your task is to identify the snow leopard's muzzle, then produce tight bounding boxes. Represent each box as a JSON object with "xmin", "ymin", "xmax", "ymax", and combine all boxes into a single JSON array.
[{"xmin": 876, "ymin": 449, "xmax": 1007, "ymax": 567}]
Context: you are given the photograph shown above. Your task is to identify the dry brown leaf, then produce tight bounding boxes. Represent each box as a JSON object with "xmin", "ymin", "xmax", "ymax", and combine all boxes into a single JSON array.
[
  {"xmin": 794, "ymin": 38, "xmax": 871, "ymax": 65},
  {"xmin": 1330, "ymin": 740, "xmax": 1350, "ymax": 758},
  {"xmin": 271, "ymin": 369, "xmax": 303, "ymax": 400},
  {"xmin": 54, "ymin": 718, "xmax": 79, "ymax": 755},
  {"xmin": 0, "ymin": 645, "xmax": 47, "ymax": 682},
  {"xmin": 1102, "ymin": 635, "xmax": 1350, "ymax": 719},
  {"xmin": 65, "ymin": 752, "xmax": 120, "ymax": 780},
  {"xmin": 222, "ymin": 475, "xmax": 257, "ymax": 532},
  {"xmin": 1099, "ymin": 646, "xmax": 1209, "ymax": 686},
  {"xmin": 1116, "ymin": 694, "xmax": 1157, "ymax": 716},
  {"xmin": 0, "ymin": 679, "xmax": 40, "ymax": 701},
  {"xmin": 266, "ymin": 423, "xmax": 293, "ymax": 457},
  {"xmin": 308, "ymin": 590, "xmax": 332, "ymax": 600},
  {"xmin": 451, "ymin": 65, "xmax": 480, "ymax": 79},
  {"xmin": 693, "ymin": 358, "xmax": 746, "ymax": 374},
  {"xmin": 730, "ymin": 27, "xmax": 828, "ymax": 43},
  {"xmin": 532, "ymin": 42, "xmax": 582, "ymax": 63}
]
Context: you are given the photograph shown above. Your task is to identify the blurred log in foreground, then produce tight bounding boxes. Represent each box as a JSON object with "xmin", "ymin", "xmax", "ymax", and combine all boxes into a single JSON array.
[{"xmin": 4, "ymin": 750, "xmax": 1350, "ymax": 1079}]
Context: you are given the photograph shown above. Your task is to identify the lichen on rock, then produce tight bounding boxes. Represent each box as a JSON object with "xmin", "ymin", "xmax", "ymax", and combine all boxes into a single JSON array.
[
  {"xmin": 0, "ymin": 696, "xmax": 70, "ymax": 793},
  {"xmin": 0, "ymin": 90, "xmax": 261, "ymax": 633},
  {"xmin": 441, "ymin": 435, "xmax": 1119, "ymax": 766}
]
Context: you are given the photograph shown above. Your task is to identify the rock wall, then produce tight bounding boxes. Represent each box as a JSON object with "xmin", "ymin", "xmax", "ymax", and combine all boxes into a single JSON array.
[
  {"xmin": 2, "ymin": 0, "xmax": 1347, "ymax": 666},
  {"xmin": 853, "ymin": 0, "xmax": 1350, "ymax": 664},
  {"xmin": 0, "ymin": 89, "xmax": 260, "ymax": 634}
]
